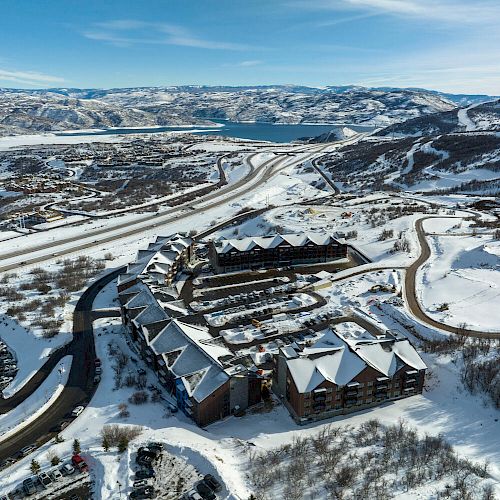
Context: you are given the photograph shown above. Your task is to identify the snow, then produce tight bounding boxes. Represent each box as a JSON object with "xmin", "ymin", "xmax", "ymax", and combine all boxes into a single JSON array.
[
  {"xmin": 417, "ymin": 232, "xmax": 500, "ymax": 332},
  {"xmin": 0, "ymin": 356, "xmax": 71, "ymax": 443},
  {"xmin": 0, "ymin": 315, "xmax": 71, "ymax": 398},
  {"xmin": 457, "ymin": 105, "xmax": 478, "ymax": 132}
]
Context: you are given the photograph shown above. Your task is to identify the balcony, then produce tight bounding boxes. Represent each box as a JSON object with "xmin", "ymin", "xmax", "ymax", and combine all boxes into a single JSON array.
[
  {"xmin": 375, "ymin": 392, "xmax": 388, "ymax": 399},
  {"xmin": 405, "ymin": 378, "xmax": 417, "ymax": 384},
  {"xmin": 376, "ymin": 384, "xmax": 388, "ymax": 390},
  {"xmin": 345, "ymin": 398, "xmax": 357, "ymax": 406},
  {"xmin": 346, "ymin": 390, "xmax": 359, "ymax": 397}
]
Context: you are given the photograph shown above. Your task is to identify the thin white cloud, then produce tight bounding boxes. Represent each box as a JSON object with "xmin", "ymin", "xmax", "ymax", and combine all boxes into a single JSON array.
[
  {"xmin": 238, "ymin": 60, "xmax": 262, "ymax": 67},
  {"xmin": 291, "ymin": 0, "xmax": 500, "ymax": 24},
  {"xmin": 84, "ymin": 20, "xmax": 250, "ymax": 51},
  {"xmin": 0, "ymin": 69, "xmax": 65, "ymax": 86}
]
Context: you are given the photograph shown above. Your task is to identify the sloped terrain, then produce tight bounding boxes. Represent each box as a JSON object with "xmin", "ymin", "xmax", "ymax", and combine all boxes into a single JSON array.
[
  {"xmin": 376, "ymin": 99, "xmax": 500, "ymax": 137},
  {"xmin": 0, "ymin": 85, "xmax": 457, "ymax": 136},
  {"xmin": 319, "ymin": 132, "xmax": 500, "ymax": 193}
]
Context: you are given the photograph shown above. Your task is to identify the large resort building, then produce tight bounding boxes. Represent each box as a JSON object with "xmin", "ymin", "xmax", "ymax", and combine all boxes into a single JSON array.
[
  {"xmin": 274, "ymin": 326, "xmax": 426, "ymax": 424},
  {"xmin": 118, "ymin": 233, "xmax": 263, "ymax": 426},
  {"xmin": 209, "ymin": 232, "xmax": 348, "ymax": 273},
  {"xmin": 118, "ymin": 232, "xmax": 426, "ymax": 427}
]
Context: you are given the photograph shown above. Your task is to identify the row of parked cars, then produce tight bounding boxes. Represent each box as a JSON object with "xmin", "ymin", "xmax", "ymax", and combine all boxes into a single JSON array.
[
  {"xmin": 0, "ymin": 341, "xmax": 17, "ymax": 390},
  {"xmin": 130, "ymin": 443, "xmax": 222, "ymax": 500},
  {"xmin": 10, "ymin": 455, "xmax": 87, "ymax": 498}
]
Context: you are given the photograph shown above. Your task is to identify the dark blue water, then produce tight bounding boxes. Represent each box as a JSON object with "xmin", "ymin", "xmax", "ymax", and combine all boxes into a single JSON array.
[{"xmin": 56, "ymin": 120, "xmax": 374, "ymax": 143}]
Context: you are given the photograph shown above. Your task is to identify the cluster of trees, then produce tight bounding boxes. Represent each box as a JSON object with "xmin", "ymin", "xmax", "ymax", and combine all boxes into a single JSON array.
[
  {"xmin": 247, "ymin": 420, "xmax": 492, "ymax": 500},
  {"xmin": 101, "ymin": 424, "xmax": 143, "ymax": 453}
]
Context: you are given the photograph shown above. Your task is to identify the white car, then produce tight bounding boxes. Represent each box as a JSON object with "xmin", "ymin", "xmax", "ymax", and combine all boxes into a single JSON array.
[
  {"xmin": 50, "ymin": 468, "xmax": 63, "ymax": 480},
  {"xmin": 71, "ymin": 405, "xmax": 85, "ymax": 417},
  {"xmin": 60, "ymin": 463, "xmax": 75, "ymax": 475}
]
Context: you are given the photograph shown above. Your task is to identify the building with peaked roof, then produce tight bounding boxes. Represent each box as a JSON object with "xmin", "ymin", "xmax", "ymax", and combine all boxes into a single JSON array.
[
  {"xmin": 209, "ymin": 232, "xmax": 347, "ymax": 273},
  {"xmin": 274, "ymin": 327, "xmax": 426, "ymax": 424},
  {"xmin": 118, "ymin": 233, "xmax": 194, "ymax": 293},
  {"xmin": 118, "ymin": 233, "xmax": 263, "ymax": 426}
]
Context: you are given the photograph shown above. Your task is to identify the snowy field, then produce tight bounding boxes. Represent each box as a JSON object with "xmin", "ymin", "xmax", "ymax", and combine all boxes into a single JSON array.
[{"xmin": 418, "ymin": 231, "xmax": 500, "ymax": 332}]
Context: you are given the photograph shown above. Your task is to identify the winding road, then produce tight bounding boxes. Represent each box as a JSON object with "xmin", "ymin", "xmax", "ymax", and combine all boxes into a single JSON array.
[{"xmin": 0, "ymin": 138, "xmax": 497, "ymax": 466}]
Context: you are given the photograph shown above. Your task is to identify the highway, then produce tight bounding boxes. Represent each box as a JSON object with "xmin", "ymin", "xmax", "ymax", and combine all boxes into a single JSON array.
[
  {"xmin": 2, "ymin": 135, "xmax": 496, "ymax": 465},
  {"xmin": 0, "ymin": 141, "xmax": 339, "ymax": 463},
  {"xmin": 0, "ymin": 142, "xmax": 338, "ymax": 273}
]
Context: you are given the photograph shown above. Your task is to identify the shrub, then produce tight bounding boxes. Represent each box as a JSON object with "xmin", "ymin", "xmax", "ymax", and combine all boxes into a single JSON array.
[
  {"xmin": 129, "ymin": 391, "xmax": 149, "ymax": 405},
  {"xmin": 100, "ymin": 424, "xmax": 142, "ymax": 449}
]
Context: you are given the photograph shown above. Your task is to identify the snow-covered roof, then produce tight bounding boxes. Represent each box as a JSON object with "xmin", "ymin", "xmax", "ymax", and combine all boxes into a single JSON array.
[
  {"xmin": 214, "ymin": 232, "xmax": 342, "ymax": 254},
  {"xmin": 150, "ymin": 320, "xmax": 232, "ymax": 403},
  {"xmin": 285, "ymin": 328, "xmax": 426, "ymax": 393}
]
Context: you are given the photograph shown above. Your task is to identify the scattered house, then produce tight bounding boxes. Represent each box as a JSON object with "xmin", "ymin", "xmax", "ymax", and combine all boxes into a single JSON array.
[
  {"xmin": 273, "ymin": 327, "xmax": 426, "ymax": 424},
  {"xmin": 209, "ymin": 232, "xmax": 347, "ymax": 273}
]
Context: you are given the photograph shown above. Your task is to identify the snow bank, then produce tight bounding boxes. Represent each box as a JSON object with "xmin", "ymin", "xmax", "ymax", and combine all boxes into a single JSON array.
[{"xmin": 0, "ymin": 356, "xmax": 72, "ymax": 443}]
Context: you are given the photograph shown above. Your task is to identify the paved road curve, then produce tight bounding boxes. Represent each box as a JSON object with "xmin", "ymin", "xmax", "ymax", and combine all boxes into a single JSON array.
[{"xmin": 0, "ymin": 267, "xmax": 124, "ymax": 463}]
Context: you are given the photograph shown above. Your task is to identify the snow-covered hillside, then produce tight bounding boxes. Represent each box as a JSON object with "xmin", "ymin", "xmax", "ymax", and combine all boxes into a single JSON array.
[
  {"xmin": 376, "ymin": 99, "xmax": 500, "ymax": 137},
  {"xmin": 0, "ymin": 85, "xmax": 457, "ymax": 136}
]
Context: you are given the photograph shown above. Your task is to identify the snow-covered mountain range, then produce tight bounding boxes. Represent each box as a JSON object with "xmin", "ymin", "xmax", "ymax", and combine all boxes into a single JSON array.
[{"xmin": 0, "ymin": 85, "xmax": 465, "ymax": 136}]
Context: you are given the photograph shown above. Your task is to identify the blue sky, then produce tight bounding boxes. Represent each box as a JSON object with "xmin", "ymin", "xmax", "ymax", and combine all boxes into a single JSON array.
[{"xmin": 1, "ymin": 0, "xmax": 499, "ymax": 94}]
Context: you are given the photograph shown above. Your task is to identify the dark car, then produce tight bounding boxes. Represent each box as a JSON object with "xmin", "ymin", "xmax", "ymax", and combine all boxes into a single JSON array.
[
  {"xmin": 147, "ymin": 442, "xmax": 164, "ymax": 452},
  {"xmin": 195, "ymin": 481, "xmax": 216, "ymax": 500},
  {"xmin": 204, "ymin": 474, "xmax": 222, "ymax": 493},
  {"xmin": 23, "ymin": 477, "xmax": 37, "ymax": 495},
  {"xmin": 130, "ymin": 486, "xmax": 155, "ymax": 499},
  {"xmin": 135, "ymin": 468, "xmax": 155, "ymax": 480}
]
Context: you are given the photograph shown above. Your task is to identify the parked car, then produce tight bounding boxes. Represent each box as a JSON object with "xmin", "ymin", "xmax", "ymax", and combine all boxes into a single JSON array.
[
  {"xmin": 71, "ymin": 454, "xmax": 88, "ymax": 472},
  {"xmin": 133, "ymin": 479, "xmax": 149, "ymax": 488},
  {"xmin": 71, "ymin": 405, "xmax": 85, "ymax": 417},
  {"xmin": 204, "ymin": 474, "xmax": 222, "ymax": 493},
  {"xmin": 94, "ymin": 358, "xmax": 101, "ymax": 367},
  {"xmin": 49, "ymin": 468, "xmax": 63, "ymax": 481},
  {"xmin": 135, "ymin": 468, "xmax": 155, "ymax": 480},
  {"xmin": 38, "ymin": 471, "xmax": 52, "ymax": 488},
  {"xmin": 52, "ymin": 420, "xmax": 69, "ymax": 433},
  {"xmin": 195, "ymin": 481, "xmax": 216, "ymax": 500},
  {"xmin": 22, "ymin": 477, "xmax": 37, "ymax": 495},
  {"xmin": 184, "ymin": 490, "xmax": 203, "ymax": 500},
  {"xmin": 60, "ymin": 463, "xmax": 75, "ymax": 475},
  {"xmin": 147, "ymin": 442, "xmax": 164, "ymax": 452},
  {"xmin": 130, "ymin": 486, "xmax": 155, "ymax": 499}
]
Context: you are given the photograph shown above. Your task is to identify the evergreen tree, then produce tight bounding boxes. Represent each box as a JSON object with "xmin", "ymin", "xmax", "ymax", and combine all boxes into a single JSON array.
[
  {"xmin": 102, "ymin": 436, "xmax": 110, "ymax": 452},
  {"xmin": 72, "ymin": 438, "xmax": 81, "ymax": 455},
  {"xmin": 117, "ymin": 436, "xmax": 128, "ymax": 453},
  {"xmin": 30, "ymin": 459, "xmax": 41, "ymax": 474}
]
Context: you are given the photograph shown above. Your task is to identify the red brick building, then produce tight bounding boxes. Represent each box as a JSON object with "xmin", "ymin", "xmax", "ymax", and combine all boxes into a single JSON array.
[{"xmin": 274, "ymin": 328, "xmax": 426, "ymax": 424}]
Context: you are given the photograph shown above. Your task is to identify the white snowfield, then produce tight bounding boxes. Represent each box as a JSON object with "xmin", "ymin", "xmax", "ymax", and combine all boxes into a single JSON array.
[
  {"xmin": 0, "ymin": 315, "xmax": 71, "ymax": 398},
  {"xmin": 0, "ymin": 132, "xmax": 498, "ymax": 497},
  {"xmin": 418, "ymin": 232, "xmax": 500, "ymax": 332}
]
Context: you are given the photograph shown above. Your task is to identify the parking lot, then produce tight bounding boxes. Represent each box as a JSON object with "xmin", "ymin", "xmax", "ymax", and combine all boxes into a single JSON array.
[
  {"xmin": 0, "ymin": 340, "xmax": 17, "ymax": 392},
  {"xmin": 2, "ymin": 458, "xmax": 90, "ymax": 500},
  {"xmin": 129, "ymin": 443, "xmax": 224, "ymax": 499}
]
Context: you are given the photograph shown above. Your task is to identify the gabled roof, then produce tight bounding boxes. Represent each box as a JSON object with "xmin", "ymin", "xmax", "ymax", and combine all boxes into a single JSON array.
[
  {"xmin": 285, "ymin": 328, "xmax": 426, "ymax": 394},
  {"xmin": 150, "ymin": 320, "xmax": 231, "ymax": 403},
  {"xmin": 214, "ymin": 232, "xmax": 341, "ymax": 254}
]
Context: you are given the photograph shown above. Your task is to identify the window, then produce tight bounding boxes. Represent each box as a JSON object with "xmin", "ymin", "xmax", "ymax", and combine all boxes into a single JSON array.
[
  {"xmin": 367, "ymin": 389, "xmax": 372, "ymax": 395},
  {"xmin": 336, "ymin": 394, "xmax": 341, "ymax": 400},
  {"xmin": 394, "ymin": 391, "xmax": 400, "ymax": 397},
  {"xmin": 358, "ymin": 383, "xmax": 365, "ymax": 388},
  {"xmin": 327, "ymin": 388, "xmax": 333, "ymax": 393},
  {"xmin": 367, "ymin": 381, "xmax": 373, "ymax": 387}
]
